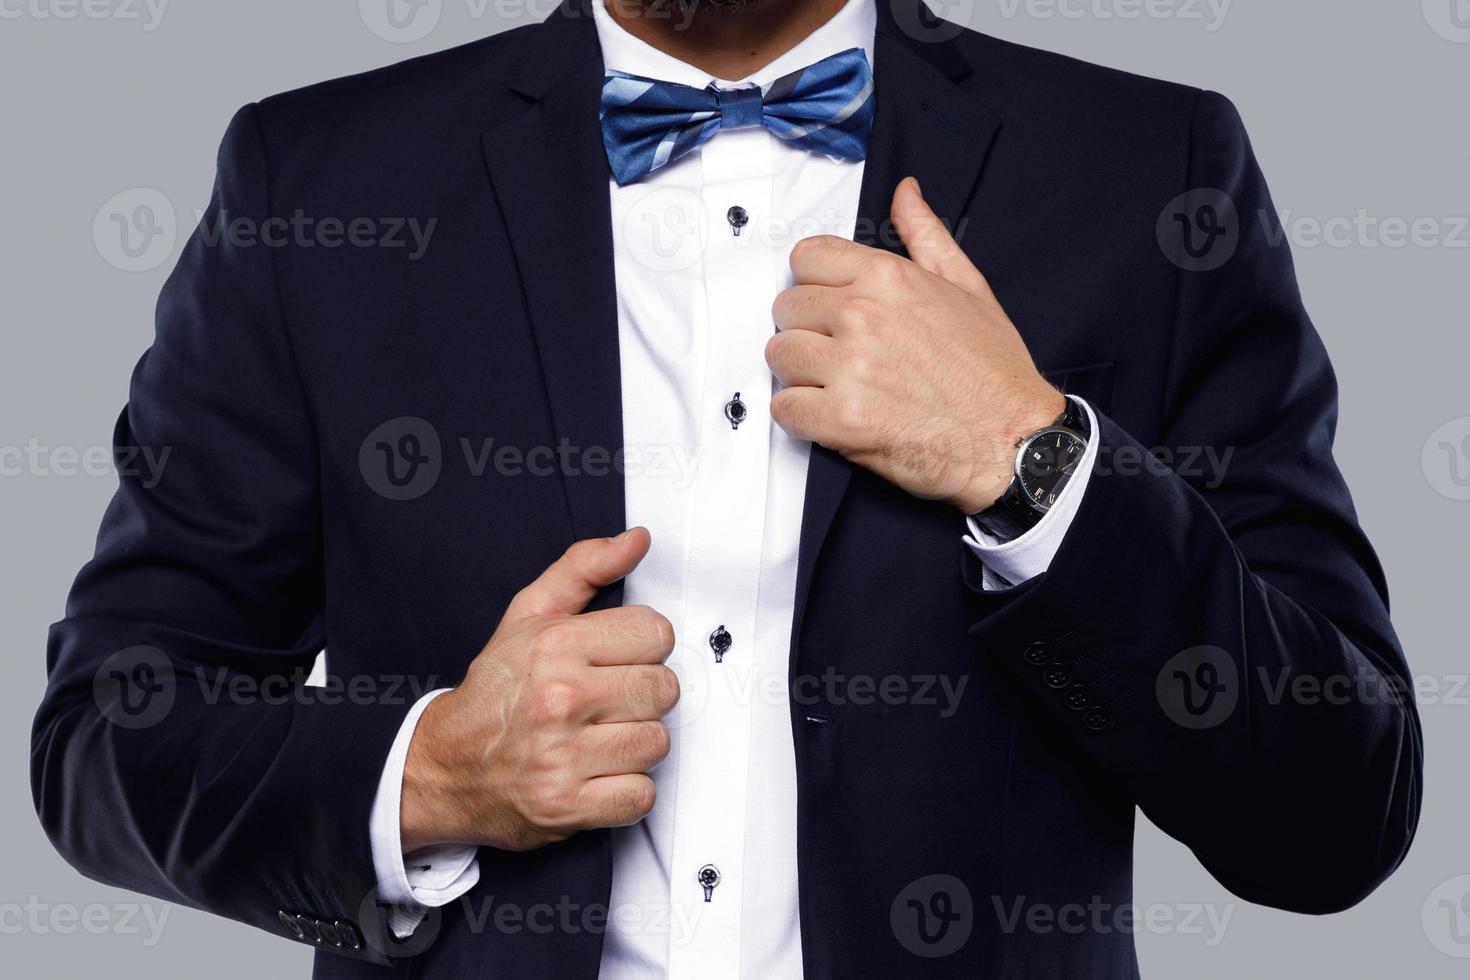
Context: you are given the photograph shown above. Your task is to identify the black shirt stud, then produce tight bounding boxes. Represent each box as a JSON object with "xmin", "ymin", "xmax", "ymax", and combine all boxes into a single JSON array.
[
  {"xmin": 709, "ymin": 625, "xmax": 732, "ymax": 664},
  {"xmin": 724, "ymin": 392, "xmax": 747, "ymax": 430},
  {"xmin": 726, "ymin": 205, "xmax": 749, "ymax": 238},
  {"xmin": 698, "ymin": 864, "xmax": 722, "ymax": 902}
]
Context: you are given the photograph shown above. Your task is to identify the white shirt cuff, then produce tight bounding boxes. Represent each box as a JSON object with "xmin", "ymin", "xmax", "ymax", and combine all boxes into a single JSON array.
[
  {"xmin": 963, "ymin": 396, "xmax": 1098, "ymax": 590},
  {"xmin": 369, "ymin": 688, "xmax": 481, "ymax": 939}
]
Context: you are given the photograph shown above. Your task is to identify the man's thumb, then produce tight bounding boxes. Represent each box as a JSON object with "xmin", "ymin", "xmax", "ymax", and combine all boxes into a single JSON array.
[
  {"xmin": 508, "ymin": 528, "xmax": 651, "ymax": 618},
  {"xmin": 890, "ymin": 177, "xmax": 986, "ymax": 295}
]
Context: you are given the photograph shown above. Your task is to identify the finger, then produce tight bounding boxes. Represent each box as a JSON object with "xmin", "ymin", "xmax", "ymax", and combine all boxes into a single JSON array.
[
  {"xmin": 574, "ymin": 773, "xmax": 657, "ymax": 830},
  {"xmin": 586, "ymin": 663, "xmax": 681, "ymax": 722},
  {"xmin": 771, "ymin": 284, "xmax": 840, "ymax": 336},
  {"xmin": 765, "ymin": 330, "xmax": 839, "ymax": 388},
  {"xmin": 579, "ymin": 605, "xmax": 676, "ymax": 666},
  {"xmin": 890, "ymin": 177, "xmax": 988, "ymax": 296},
  {"xmin": 770, "ymin": 385, "xmax": 842, "ymax": 447},
  {"xmin": 577, "ymin": 721, "xmax": 671, "ymax": 777},
  {"xmin": 507, "ymin": 528, "xmax": 651, "ymax": 619},
  {"xmin": 788, "ymin": 234, "xmax": 873, "ymax": 287}
]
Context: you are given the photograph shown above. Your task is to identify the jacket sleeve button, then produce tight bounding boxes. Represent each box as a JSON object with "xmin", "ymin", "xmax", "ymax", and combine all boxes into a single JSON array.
[
  {"xmin": 297, "ymin": 914, "xmax": 322, "ymax": 944},
  {"xmin": 335, "ymin": 920, "xmax": 362, "ymax": 951},
  {"xmin": 1022, "ymin": 642, "xmax": 1054, "ymax": 667},
  {"xmin": 1041, "ymin": 665, "xmax": 1074, "ymax": 689},
  {"xmin": 279, "ymin": 910, "xmax": 305, "ymax": 940},
  {"xmin": 1082, "ymin": 706, "xmax": 1116, "ymax": 732}
]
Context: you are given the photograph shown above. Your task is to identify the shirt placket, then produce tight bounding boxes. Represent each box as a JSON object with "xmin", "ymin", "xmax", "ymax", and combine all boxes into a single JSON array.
[{"xmin": 665, "ymin": 122, "xmax": 776, "ymax": 980}]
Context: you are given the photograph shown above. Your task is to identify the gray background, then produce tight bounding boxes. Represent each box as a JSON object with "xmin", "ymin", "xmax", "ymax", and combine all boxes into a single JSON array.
[{"xmin": 1, "ymin": 0, "xmax": 1467, "ymax": 976}]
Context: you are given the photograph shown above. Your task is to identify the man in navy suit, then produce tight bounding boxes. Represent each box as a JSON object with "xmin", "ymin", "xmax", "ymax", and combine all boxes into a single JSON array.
[{"xmin": 33, "ymin": 0, "xmax": 1421, "ymax": 977}]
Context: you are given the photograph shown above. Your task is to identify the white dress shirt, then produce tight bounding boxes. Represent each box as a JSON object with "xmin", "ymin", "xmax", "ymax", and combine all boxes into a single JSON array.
[{"xmin": 367, "ymin": 0, "xmax": 1096, "ymax": 974}]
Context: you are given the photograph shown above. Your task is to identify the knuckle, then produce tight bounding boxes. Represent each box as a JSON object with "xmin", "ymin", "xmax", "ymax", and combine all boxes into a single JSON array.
[
  {"xmin": 771, "ymin": 291, "xmax": 794, "ymax": 325},
  {"xmin": 526, "ymin": 777, "xmax": 573, "ymax": 825},
  {"xmin": 531, "ymin": 620, "xmax": 580, "ymax": 660},
  {"xmin": 622, "ymin": 777, "xmax": 657, "ymax": 819},
  {"xmin": 790, "ymin": 236, "xmax": 824, "ymax": 264},
  {"xmin": 869, "ymin": 253, "xmax": 907, "ymax": 286},
  {"xmin": 628, "ymin": 604, "xmax": 670, "ymax": 645},
  {"xmin": 835, "ymin": 393, "xmax": 870, "ymax": 433},
  {"xmin": 647, "ymin": 723, "xmax": 672, "ymax": 762},
  {"xmin": 563, "ymin": 537, "xmax": 596, "ymax": 563},
  {"xmin": 769, "ymin": 389, "xmax": 796, "ymax": 426},
  {"xmin": 846, "ymin": 350, "xmax": 875, "ymax": 382},
  {"xmin": 764, "ymin": 331, "xmax": 787, "ymax": 367},
  {"xmin": 649, "ymin": 612, "xmax": 675, "ymax": 653},
  {"xmin": 654, "ymin": 666, "xmax": 681, "ymax": 710},
  {"xmin": 838, "ymin": 295, "xmax": 879, "ymax": 333},
  {"xmin": 537, "ymin": 741, "xmax": 574, "ymax": 777},
  {"xmin": 534, "ymin": 679, "xmax": 582, "ymax": 724}
]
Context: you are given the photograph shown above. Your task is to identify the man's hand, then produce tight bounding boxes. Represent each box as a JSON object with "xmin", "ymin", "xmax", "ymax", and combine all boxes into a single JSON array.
[
  {"xmin": 767, "ymin": 177, "xmax": 1066, "ymax": 514},
  {"xmin": 399, "ymin": 528, "xmax": 677, "ymax": 853}
]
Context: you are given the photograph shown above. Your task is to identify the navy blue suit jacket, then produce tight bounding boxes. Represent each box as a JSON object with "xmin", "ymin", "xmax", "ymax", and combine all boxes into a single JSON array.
[{"xmin": 33, "ymin": 1, "xmax": 1421, "ymax": 977}]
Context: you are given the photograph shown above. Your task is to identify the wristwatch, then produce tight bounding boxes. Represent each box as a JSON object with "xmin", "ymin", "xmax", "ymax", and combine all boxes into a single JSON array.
[{"xmin": 971, "ymin": 397, "xmax": 1090, "ymax": 542}]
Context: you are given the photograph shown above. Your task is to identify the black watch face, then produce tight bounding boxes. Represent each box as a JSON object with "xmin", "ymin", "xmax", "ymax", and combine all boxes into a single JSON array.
[{"xmin": 1017, "ymin": 428, "xmax": 1086, "ymax": 512}]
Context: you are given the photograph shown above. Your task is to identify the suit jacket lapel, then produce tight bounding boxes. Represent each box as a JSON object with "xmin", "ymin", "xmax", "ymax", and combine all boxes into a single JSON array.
[
  {"xmin": 478, "ymin": 11, "xmax": 620, "ymax": 974},
  {"xmin": 792, "ymin": 0, "xmax": 1004, "ymax": 649},
  {"xmin": 481, "ymin": 2, "xmax": 627, "ymax": 550}
]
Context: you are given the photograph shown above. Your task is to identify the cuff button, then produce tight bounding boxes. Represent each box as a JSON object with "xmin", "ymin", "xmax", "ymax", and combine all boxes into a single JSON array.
[
  {"xmin": 1082, "ymin": 706, "xmax": 1117, "ymax": 732},
  {"xmin": 1062, "ymin": 685, "xmax": 1092, "ymax": 711}
]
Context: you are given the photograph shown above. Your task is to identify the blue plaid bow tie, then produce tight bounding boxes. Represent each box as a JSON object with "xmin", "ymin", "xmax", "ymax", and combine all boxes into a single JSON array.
[{"xmin": 600, "ymin": 47, "xmax": 876, "ymax": 186}]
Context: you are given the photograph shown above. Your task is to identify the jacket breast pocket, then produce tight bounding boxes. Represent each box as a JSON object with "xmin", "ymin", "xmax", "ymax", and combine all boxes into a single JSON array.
[{"xmin": 1042, "ymin": 361, "xmax": 1116, "ymax": 415}]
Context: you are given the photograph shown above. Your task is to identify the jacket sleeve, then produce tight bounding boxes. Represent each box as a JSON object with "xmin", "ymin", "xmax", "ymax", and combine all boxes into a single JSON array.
[
  {"xmin": 965, "ymin": 90, "xmax": 1422, "ymax": 914},
  {"xmin": 31, "ymin": 103, "xmax": 417, "ymax": 965}
]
